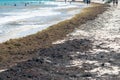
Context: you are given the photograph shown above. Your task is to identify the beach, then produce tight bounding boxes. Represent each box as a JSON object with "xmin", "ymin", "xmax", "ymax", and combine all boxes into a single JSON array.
[
  {"xmin": 0, "ymin": 1, "xmax": 88, "ymax": 43},
  {"xmin": 0, "ymin": 0, "xmax": 117, "ymax": 80}
]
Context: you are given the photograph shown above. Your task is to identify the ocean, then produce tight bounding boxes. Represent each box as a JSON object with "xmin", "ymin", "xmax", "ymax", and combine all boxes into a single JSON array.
[{"xmin": 0, "ymin": 0, "xmax": 87, "ymax": 43}]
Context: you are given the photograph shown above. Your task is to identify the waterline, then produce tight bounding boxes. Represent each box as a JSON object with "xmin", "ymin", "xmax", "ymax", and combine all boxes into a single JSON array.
[{"xmin": 0, "ymin": 1, "xmax": 88, "ymax": 43}]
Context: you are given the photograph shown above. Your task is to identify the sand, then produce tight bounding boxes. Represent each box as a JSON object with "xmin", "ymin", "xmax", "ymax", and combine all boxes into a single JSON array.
[
  {"xmin": 0, "ymin": 1, "xmax": 117, "ymax": 80},
  {"xmin": 57, "ymin": 2, "xmax": 120, "ymax": 78}
]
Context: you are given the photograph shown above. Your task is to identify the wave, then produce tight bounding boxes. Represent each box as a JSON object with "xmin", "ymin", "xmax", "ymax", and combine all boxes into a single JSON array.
[{"xmin": 0, "ymin": 2, "xmax": 87, "ymax": 43}]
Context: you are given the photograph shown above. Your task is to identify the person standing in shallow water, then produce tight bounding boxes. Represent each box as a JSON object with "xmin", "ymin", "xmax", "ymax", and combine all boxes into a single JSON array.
[
  {"xmin": 113, "ymin": 0, "xmax": 118, "ymax": 6},
  {"xmin": 65, "ymin": 0, "xmax": 67, "ymax": 3},
  {"xmin": 83, "ymin": 0, "xmax": 91, "ymax": 5},
  {"xmin": 87, "ymin": 0, "xmax": 91, "ymax": 4}
]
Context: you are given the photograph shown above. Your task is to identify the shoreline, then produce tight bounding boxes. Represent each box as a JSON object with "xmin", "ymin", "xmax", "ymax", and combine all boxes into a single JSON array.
[
  {"xmin": 0, "ymin": 2, "xmax": 109, "ymax": 69},
  {"xmin": 0, "ymin": 2, "xmax": 87, "ymax": 43}
]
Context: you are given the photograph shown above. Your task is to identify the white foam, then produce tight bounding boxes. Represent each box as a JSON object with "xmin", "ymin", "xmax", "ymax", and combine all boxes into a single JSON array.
[
  {"xmin": 0, "ymin": 2, "xmax": 87, "ymax": 43},
  {"xmin": 0, "ymin": 10, "xmax": 60, "ymax": 25}
]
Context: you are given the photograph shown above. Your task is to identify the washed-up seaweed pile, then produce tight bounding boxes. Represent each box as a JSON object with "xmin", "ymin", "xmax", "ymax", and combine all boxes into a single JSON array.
[
  {"xmin": 0, "ymin": 39, "xmax": 93, "ymax": 80},
  {"xmin": 0, "ymin": 3, "xmax": 109, "ymax": 69}
]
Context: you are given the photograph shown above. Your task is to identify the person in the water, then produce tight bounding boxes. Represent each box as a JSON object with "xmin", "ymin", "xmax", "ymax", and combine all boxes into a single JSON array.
[
  {"xmin": 65, "ymin": 0, "xmax": 67, "ymax": 3},
  {"xmin": 14, "ymin": 4, "xmax": 16, "ymax": 6},
  {"xmin": 87, "ymin": 0, "xmax": 91, "ymax": 4},
  {"xmin": 25, "ymin": 3, "xmax": 27, "ymax": 6},
  {"xmin": 113, "ymin": 0, "xmax": 118, "ymax": 6},
  {"xmin": 83, "ymin": 0, "xmax": 91, "ymax": 4}
]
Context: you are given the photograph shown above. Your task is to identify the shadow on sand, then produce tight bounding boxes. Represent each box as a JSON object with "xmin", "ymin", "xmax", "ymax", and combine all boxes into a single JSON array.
[{"xmin": 0, "ymin": 38, "xmax": 119, "ymax": 80}]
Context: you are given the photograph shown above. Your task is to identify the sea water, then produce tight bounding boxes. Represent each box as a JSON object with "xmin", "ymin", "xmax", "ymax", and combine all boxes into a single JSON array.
[{"xmin": 0, "ymin": 0, "xmax": 87, "ymax": 43}]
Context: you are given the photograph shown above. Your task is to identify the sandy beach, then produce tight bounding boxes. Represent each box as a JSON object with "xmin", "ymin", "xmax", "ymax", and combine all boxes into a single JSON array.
[{"xmin": 0, "ymin": 0, "xmax": 118, "ymax": 80}]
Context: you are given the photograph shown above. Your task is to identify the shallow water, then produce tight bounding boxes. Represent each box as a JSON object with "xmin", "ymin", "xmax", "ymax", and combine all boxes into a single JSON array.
[{"xmin": 0, "ymin": 1, "xmax": 87, "ymax": 43}]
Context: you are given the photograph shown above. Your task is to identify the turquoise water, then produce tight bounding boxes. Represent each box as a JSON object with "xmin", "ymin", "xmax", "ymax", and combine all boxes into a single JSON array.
[
  {"xmin": 0, "ymin": 0, "xmax": 54, "ymax": 2},
  {"xmin": 0, "ymin": 1, "xmax": 87, "ymax": 43},
  {"xmin": 0, "ymin": 0, "xmax": 54, "ymax": 6}
]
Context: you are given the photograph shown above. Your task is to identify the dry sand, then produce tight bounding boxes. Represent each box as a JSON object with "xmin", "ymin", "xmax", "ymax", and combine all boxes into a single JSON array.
[{"xmin": 55, "ymin": 3, "xmax": 120, "ymax": 78}]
